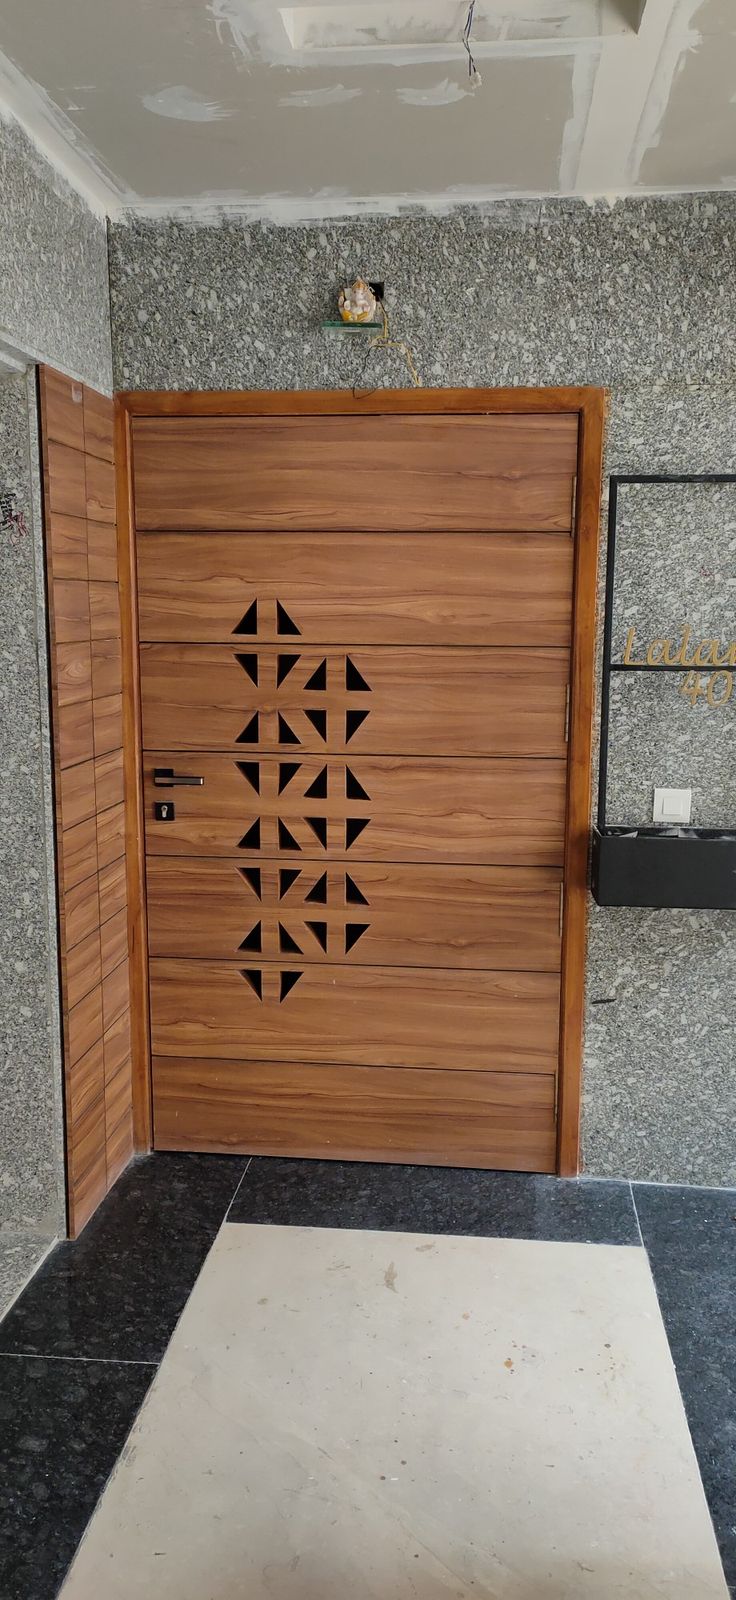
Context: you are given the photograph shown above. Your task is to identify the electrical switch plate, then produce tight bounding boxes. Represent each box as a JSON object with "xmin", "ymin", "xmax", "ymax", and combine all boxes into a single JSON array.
[{"xmin": 652, "ymin": 787, "xmax": 692, "ymax": 825}]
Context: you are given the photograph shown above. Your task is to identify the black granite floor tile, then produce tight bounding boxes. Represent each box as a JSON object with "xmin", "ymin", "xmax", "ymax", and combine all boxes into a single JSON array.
[
  {"xmin": 0, "ymin": 1353, "xmax": 153, "ymax": 1600},
  {"xmin": 229, "ymin": 1157, "xmax": 640, "ymax": 1244},
  {"xmin": 0, "ymin": 1152, "xmax": 247, "ymax": 1363},
  {"xmin": 634, "ymin": 1184, "xmax": 736, "ymax": 1597}
]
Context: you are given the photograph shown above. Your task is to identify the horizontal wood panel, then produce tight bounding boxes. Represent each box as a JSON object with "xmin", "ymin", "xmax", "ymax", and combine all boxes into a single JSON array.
[
  {"xmin": 140, "ymin": 645, "xmax": 569, "ymax": 758},
  {"xmin": 137, "ymin": 532, "xmax": 573, "ymax": 647},
  {"xmin": 153, "ymin": 1058, "xmax": 557, "ymax": 1172},
  {"xmin": 150, "ymin": 959, "xmax": 560, "ymax": 1073},
  {"xmin": 146, "ymin": 858, "xmax": 563, "ymax": 970},
  {"xmin": 132, "ymin": 414, "xmax": 578, "ymax": 532},
  {"xmin": 143, "ymin": 753, "xmax": 567, "ymax": 866}
]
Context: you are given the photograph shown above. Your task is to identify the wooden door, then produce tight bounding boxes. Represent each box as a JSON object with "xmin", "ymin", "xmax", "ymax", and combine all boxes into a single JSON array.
[{"xmin": 127, "ymin": 393, "xmax": 603, "ymax": 1172}]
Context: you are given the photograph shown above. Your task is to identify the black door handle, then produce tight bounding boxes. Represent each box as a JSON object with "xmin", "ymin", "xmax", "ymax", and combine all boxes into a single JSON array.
[{"xmin": 153, "ymin": 768, "xmax": 204, "ymax": 787}]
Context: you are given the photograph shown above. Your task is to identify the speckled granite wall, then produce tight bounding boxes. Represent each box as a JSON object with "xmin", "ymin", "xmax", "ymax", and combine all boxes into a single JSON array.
[
  {"xmin": 0, "ymin": 116, "xmax": 111, "ymax": 390},
  {"xmin": 107, "ymin": 196, "xmax": 736, "ymax": 1186},
  {"xmin": 0, "ymin": 372, "xmax": 66, "ymax": 1306}
]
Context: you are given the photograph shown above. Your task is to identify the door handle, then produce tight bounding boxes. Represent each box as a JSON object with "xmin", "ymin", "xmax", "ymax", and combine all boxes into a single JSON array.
[{"xmin": 153, "ymin": 768, "xmax": 204, "ymax": 787}]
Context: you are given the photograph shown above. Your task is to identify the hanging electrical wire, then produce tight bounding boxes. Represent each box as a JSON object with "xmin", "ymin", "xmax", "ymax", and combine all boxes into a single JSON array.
[{"xmin": 462, "ymin": 0, "xmax": 482, "ymax": 87}]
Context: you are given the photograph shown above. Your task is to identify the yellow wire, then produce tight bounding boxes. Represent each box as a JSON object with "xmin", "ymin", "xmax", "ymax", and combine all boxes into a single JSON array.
[{"xmin": 369, "ymin": 301, "xmax": 423, "ymax": 388}]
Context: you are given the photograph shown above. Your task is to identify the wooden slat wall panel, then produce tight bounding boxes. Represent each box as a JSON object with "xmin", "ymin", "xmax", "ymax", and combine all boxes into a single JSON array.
[
  {"xmin": 145, "ymin": 858, "xmax": 563, "ymax": 970},
  {"xmin": 39, "ymin": 367, "xmax": 134, "ymax": 1235},
  {"xmin": 137, "ymin": 531, "xmax": 573, "ymax": 647},
  {"xmin": 153, "ymin": 1059, "xmax": 557, "ymax": 1172},
  {"xmin": 140, "ymin": 645, "xmax": 570, "ymax": 757},
  {"xmin": 132, "ymin": 414, "xmax": 578, "ymax": 532}
]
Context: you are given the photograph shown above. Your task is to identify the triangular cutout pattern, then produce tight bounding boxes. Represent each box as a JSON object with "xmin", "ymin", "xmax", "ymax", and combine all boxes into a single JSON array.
[
  {"xmin": 345, "ymin": 709, "xmax": 369, "ymax": 743},
  {"xmin": 345, "ymin": 873, "xmax": 369, "ymax": 906},
  {"xmin": 278, "ymin": 713, "xmax": 301, "ymax": 746},
  {"xmin": 277, "ymin": 653, "xmax": 300, "ymax": 687},
  {"xmin": 305, "ymin": 708, "xmax": 327, "ymax": 741},
  {"xmin": 305, "ymin": 766, "xmax": 328, "ymax": 799},
  {"xmin": 345, "ymin": 922, "xmax": 369, "ymax": 953},
  {"xmin": 233, "ymin": 600, "xmax": 258, "ymax": 636},
  {"xmin": 236, "ymin": 714, "xmax": 260, "ymax": 744},
  {"xmin": 279, "ymin": 923, "xmax": 303, "ymax": 955},
  {"xmin": 240, "ymin": 968, "xmax": 262, "ymax": 1000},
  {"xmin": 306, "ymin": 920, "xmax": 328, "ymax": 952},
  {"xmin": 278, "ymin": 819, "xmax": 301, "ymax": 851},
  {"xmin": 239, "ymin": 924, "xmax": 262, "ymax": 953},
  {"xmin": 239, "ymin": 866, "xmax": 262, "ymax": 899},
  {"xmin": 279, "ymin": 868, "xmax": 301, "ymax": 899},
  {"xmin": 345, "ymin": 767, "xmax": 370, "ymax": 801},
  {"xmin": 345, "ymin": 816, "xmax": 370, "ymax": 849},
  {"xmin": 346, "ymin": 657, "xmax": 371, "ymax": 692},
  {"xmin": 280, "ymin": 969, "xmax": 303, "ymax": 1002},
  {"xmin": 304, "ymin": 659, "xmax": 327, "ymax": 692},
  {"xmin": 236, "ymin": 761, "xmax": 260, "ymax": 793},
  {"xmin": 305, "ymin": 871, "xmax": 328, "ymax": 905},
  {"xmin": 278, "ymin": 761, "xmax": 301, "ymax": 794},
  {"xmin": 305, "ymin": 815, "xmax": 328, "ymax": 848},
  {"xmin": 235, "ymin": 652, "xmax": 259, "ymax": 684},
  {"xmin": 238, "ymin": 820, "xmax": 260, "ymax": 850},
  {"xmin": 276, "ymin": 602, "xmax": 301, "ymax": 637}
]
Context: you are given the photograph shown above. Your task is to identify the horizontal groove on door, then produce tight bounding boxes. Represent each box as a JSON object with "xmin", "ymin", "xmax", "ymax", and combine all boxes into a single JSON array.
[
  {"xmin": 140, "ymin": 645, "xmax": 570, "ymax": 757},
  {"xmin": 145, "ymin": 858, "xmax": 564, "ymax": 970},
  {"xmin": 152, "ymin": 1058, "xmax": 557, "ymax": 1172},
  {"xmin": 136, "ymin": 532, "xmax": 574, "ymax": 646},
  {"xmin": 149, "ymin": 958, "xmax": 561, "ymax": 1073},
  {"xmin": 132, "ymin": 414, "xmax": 578, "ymax": 532},
  {"xmin": 143, "ymin": 753, "xmax": 567, "ymax": 865}
]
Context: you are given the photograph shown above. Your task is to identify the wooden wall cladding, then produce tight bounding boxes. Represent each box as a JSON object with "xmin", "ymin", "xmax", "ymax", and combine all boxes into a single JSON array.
[{"xmin": 39, "ymin": 366, "xmax": 134, "ymax": 1235}]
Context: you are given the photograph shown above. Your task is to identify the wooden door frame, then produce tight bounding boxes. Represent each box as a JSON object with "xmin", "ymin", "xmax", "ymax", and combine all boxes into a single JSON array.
[{"xmin": 115, "ymin": 385, "xmax": 606, "ymax": 1175}]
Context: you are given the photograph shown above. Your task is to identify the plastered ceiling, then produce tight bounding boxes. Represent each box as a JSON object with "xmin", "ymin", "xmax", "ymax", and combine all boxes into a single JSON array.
[{"xmin": 0, "ymin": 0, "xmax": 733, "ymax": 218}]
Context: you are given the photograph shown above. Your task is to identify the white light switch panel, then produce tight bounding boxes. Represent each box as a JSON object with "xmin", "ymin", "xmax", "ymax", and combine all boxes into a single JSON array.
[{"xmin": 653, "ymin": 787, "xmax": 692, "ymax": 825}]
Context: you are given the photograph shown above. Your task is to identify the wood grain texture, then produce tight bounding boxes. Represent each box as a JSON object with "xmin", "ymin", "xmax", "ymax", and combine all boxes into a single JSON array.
[
  {"xmin": 153, "ymin": 1058, "xmax": 557, "ymax": 1171},
  {"xmin": 143, "ymin": 752, "xmax": 567, "ymax": 866},
  {"xmin": 132, "ymin": 414, "xmax": 577, "ymax": 533},
  {"xmin": 137, "ymin": 531, "xmax": 573, "ymax": 647},
  {"xmin": 122, "ymin": 386, "xmax": 598, "ymax": 418},
  {"xmin": 150, "ymin": 959, "xmax": 560, "ymax": 1073},
  {"xmin": 146, "ymin": 858, "xmax": 563, "ymax": 971},
  {"xmin": 140, "ymin": 645, "xmax": 569, "ymax": 758}
]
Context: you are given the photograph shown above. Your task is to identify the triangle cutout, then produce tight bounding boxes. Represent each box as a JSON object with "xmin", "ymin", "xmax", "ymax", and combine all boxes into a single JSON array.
[
  {"xmin": 304, "ymin": 659, "xmax": 327, "ymax": 692},
  {"xmin": 240, "ymin": 968, "xmax": 262, "ymax": 1000},
  {"xmin": 280, "ymin": 969, "xmax": 303, "ymax": 1002},
  {"xmin": 305, "ymin": 766, "xmax": 328, "ymax": 799},
  {"xmin": 345, "ymin": 922, "xmax": 369, "ymax": 952},
  {"xmin": 238, "ymin": 820, "xmax": 260, "ymax": 850},
  {"xmin": 306, "ymin": 920, "xmax": 328, "ymax": 952},
  {"xmin": 278, "ymin": 820, "xmax": 301, "ymax": 852},
  {"xmin": 276, "ymin": 602, "xmax": 301, "ymax": 636},
  {"xmin": 236, "ymin": 714, "xmax": 260, "ymax": 744},
  {"xmin": 305, "ymin": 708, "xmax": 327, "ymax": 741},
  {"xmin": 236, "ymin": 761, "xmax": 260, "ymax": 793},
  {"xmin": 345, "ymin": 709, "xmax": 369, "ymax": 743},
  {"xmin": 235, "ymin": 652, "xmax": 259, "ymax": 685},
  {"xmin": 278, "ymin": 713, "xmax": 301, "ymax": 746},
  {"xmin": 239, "ymin": 924, "xmax": 262, "ymax": 953},
  {"xmin": 233, "ymin": 600, "xmax": 258, "ymax": 636},
  {"xmin": 345, "ymin": 767, "xmax": 370, "ymax": 801},
  {"xmin": 305, "ymin": 815, "xmax": 328, "ymax": 848},
  {"xmin": 279, "ymin": 923, "xmax": 303, "ymax": 955},
  {"xmin": 277, "ymin": 653, "xmax": 300, "ymax": 687},
  {"xmin": 345, "ymin": 873, "xmax": 368, "ymax": 906},
  {"xmin": 305, "ymin": 871, "xmax": 328, "ymax": 905},
  {"xmin": 346, "ymin": 657, "xmax": 371, "ymax": 692},
  {"xmin": 345, "ymin": 816, "xmax": 370, "ymax": 849},
  {"xmin": 278, "ymin": 761, "xmax": 301, "ymax": 794},
  {"xmin": 279, "ymin": 868, "xmax": 301, "ymax": 899},
  {"xmin": 239, "ymin": 866, "xmax": 262, "ymax": 899}
]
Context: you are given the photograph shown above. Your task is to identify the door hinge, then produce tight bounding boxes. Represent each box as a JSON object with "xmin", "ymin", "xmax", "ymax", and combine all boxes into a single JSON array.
[
  {"xmin": 559, "ymin": 883, "xmax": 565, "ymax": 938},
  {"xmin": 564, "ymin": 684, "xmax": 571, "ymax": 742}
]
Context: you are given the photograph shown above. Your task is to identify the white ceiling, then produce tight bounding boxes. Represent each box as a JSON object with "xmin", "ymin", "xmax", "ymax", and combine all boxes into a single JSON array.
[{"xmin": 0, "ymin": 0, "xmax": 733, "ymax": 219}]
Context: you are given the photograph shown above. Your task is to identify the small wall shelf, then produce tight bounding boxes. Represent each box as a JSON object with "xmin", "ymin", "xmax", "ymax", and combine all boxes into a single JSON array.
[{"xmin": 321, "ymin": 320, "xmax": 383, "ymax": 336}]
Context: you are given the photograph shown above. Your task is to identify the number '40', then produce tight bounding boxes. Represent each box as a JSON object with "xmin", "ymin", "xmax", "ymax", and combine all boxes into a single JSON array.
[{"xmin": 680, "ymin": 670, "xmax": 734, "ymax": 708}]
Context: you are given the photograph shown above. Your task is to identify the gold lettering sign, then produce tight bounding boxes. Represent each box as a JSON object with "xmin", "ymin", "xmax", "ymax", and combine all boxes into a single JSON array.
[{"xmin": 620, "ymin": 625, "xmax": 735, "ymax": 709}]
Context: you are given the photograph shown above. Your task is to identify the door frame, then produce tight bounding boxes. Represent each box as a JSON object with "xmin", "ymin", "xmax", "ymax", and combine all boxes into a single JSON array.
[{"xmin": 115, "ymin": 385, "xmax": 606, "ymax": 1175}]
